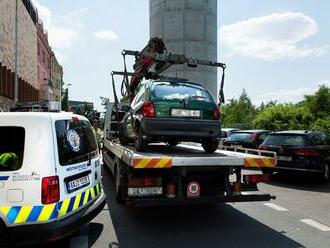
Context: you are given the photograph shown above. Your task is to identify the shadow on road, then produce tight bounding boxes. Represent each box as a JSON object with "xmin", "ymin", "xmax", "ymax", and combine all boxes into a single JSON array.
[
  {"xmin": 266, "ymin": 172, "xmax": 330, "ymax": 193},
  {"xmin": 102, "ymin": 169, "xmax": 303, "ymax": 248}
]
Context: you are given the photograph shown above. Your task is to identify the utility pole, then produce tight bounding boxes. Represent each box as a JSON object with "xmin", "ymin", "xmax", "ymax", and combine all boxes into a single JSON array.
[{"xmin": 14, "ymin": 0, "xmax": 19, "ymax": 102}]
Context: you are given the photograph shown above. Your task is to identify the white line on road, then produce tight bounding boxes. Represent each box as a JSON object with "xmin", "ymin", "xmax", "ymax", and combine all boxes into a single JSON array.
[
  {"xmin": 300, "ymin": 219, "xmax": 330, "ymax": 231},
  {"xmin": 263, "ymin": 203, "xmax": 289, "ymax": 211}
]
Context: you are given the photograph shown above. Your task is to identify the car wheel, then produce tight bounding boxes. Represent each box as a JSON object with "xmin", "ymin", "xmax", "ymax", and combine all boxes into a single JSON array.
[
  {"xmin": 168, "ymin": 141, "xmax": 179, "ymax": 147},
  {"xmin": 135, "ymin": 126, "xmax": 147, "ymax": 152},
  {"xmin": 202, "ymin": 139, "xmax": 219, "ymax": 153},
  {"xmin": 320, "ymin": 163, "xmax": 330, "ymax": 182},
  {"xmin": 115, "ymin": 165, "xmax": 125, "ymax": 204}
]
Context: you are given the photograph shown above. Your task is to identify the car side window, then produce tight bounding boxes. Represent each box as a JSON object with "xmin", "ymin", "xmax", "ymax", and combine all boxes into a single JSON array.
[
  {"xmin": 258, "ymin": 133, "xmax": 268, "ymax": 141},
  {"xmin": 320, "ymin": 133, "xmax": 330, "ymax": 145},
  {"xmin": 312, "ymin": 133, "xmax": 325, "ymax": 146}
]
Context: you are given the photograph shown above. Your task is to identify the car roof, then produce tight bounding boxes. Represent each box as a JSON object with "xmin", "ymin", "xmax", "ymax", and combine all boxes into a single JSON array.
[
  {"xmin": 0, "ymin": 112, "xmax": 88, "ymax": 122},
  {"xmin": 233, "ymin": 130, "xmax": 270, "ymax": 134},
  {"xmin": 151, "ymin": 80, "xmax": 206, "ymax": 88},
  {"xmin": 271, "ymin": 130, "xmax": 319, "ymax": 135},
  {"xmin": 221, "ymin": 128, "xmax": 240, "ymax": 132}
]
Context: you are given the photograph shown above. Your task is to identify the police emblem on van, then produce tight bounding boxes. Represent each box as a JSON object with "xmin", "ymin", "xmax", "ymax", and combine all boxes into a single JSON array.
[{"xmin": 67, "ymin": 129, "xmax": 81, "ymax": 152}]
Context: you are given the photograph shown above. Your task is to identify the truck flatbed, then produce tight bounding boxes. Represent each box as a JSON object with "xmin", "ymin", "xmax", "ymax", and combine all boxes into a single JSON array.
[{"xmin": 104, "ymin": 139, "xmax": 276, "ymax": 169}]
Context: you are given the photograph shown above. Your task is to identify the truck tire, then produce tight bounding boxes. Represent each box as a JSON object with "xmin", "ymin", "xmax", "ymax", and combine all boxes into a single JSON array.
[
  {"xmin": 202, "ymin": 140, "xmax": 219, "ymax": 153},
  {"xmin": 135, "ymin": 127, "xmax": 147, "ymax": 152},
  {"xmin": 115, "ymin": 165, "xmax": 125, "ymax": 204}
]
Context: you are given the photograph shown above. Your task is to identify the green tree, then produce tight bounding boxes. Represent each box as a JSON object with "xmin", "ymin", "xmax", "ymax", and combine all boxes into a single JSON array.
[
  {"xmin": 221, "ymin": 89, "xmax": 256, "ymax": 129},
  {"xmin": 253, "ymin": 104, "xmax": 313, "ymax": 131},
  {"xmin": 61, "ymin": 81, "xmax": 68, "ymax": 111}
]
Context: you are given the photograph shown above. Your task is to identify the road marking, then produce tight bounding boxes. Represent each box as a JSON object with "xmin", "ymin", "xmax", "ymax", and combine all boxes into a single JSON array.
[
  {"xmin": 300, "ymin": 219, "xmax": 330, "ymax": 231},
  {"xmin": 263, "ymin": 203, "xmax": 288, "ymax": 211}
]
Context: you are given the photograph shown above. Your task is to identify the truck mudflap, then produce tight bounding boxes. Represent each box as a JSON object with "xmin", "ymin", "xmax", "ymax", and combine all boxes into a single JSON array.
[{"xmin": 127, "ymin": 193, "xmax": 276, "ymax": 207}]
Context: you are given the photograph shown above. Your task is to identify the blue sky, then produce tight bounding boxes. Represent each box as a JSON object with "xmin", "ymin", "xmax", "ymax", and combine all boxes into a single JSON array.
[{"xmin": 32, "ymin": 0, "xmax": 330, "ymax": 110}]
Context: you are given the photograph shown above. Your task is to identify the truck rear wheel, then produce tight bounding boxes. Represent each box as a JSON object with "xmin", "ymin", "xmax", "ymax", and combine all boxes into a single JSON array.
[
  {"xmin": 202, "ymin": 140, "xmax": 219, "ymax": 153},
  {"xmin": 115, "ymin": 166, "xmax": 125, "ymax": 204}
]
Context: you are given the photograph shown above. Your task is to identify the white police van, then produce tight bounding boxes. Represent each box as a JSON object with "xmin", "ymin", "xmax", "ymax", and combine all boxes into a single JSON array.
[{"xmin": 0, "ymin": 112, "xmax": 106, "ymax": 246}]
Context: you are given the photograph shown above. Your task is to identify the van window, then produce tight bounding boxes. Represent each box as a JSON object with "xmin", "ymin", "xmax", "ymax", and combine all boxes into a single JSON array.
[
  {"xmin": 55, "ymin": 120, "xmax": 97, "ymax": 166},
  {"xmin": 0, "ymin": 127, "xmax": 25, "ymax": 171}
]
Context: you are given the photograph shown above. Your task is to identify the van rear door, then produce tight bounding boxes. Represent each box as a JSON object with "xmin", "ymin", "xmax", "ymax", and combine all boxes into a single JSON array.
[{"xmin": 53, "ymin": 117, "xmax": 101, "ymax": 218}]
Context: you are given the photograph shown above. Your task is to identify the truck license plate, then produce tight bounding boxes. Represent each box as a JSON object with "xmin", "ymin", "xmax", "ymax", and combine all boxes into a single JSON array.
[
  {"xmin": 67, "ymin": 176, "xmax": 90, "ymax": 193},
  {"xmin": 277, "ymin": 156, "xmax": 292, "ymax": 162}
]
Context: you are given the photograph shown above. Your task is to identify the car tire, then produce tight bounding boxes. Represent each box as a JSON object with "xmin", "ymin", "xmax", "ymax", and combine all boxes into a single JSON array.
[
  {"xmin": 168, "ymin": 141, "xmax": 179, "ymax": 147},
  {"xmin": 115, "ymin": 165, "xmax": 125, "ymax": 204},
  {"xmin": 135, "ymin": 127, "xmax": 147, "ymax": 152},
  {"xmin": 320, "ymin": 162, "xmax": 330, "ymax": 182},
  {"xmin": 202, "ymin": 139, "xmax": 219, "ymax": 153}
]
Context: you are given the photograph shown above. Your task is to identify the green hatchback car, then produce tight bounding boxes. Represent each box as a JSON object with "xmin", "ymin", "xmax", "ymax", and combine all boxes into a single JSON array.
[{"xmin": 119, "ymin": 80, "xmax": 221, "ymax": 153}]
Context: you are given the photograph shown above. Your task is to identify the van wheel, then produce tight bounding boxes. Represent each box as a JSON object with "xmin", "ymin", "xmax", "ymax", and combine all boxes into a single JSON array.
[
  {"xmin": 115, "ymin": 166, "xmax": 125, "ymax": 204},
  {"xmin": 135, "ymin": 127, "xmax": 147, "ymax": 152},
  {"xmin": 320, "ymin": 163, "xmax": 330, "ymax": 182},
  {"xmin": 0, "ymin": 224, "xmax": 8, "ymax": 248},
  {"xmin": 202, "ymin": 139, "xmax": 219, "ymax": 153}
]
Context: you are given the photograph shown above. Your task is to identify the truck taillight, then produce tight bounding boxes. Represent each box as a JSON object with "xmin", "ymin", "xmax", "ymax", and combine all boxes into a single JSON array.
[
  {"xmin": 294, "ymin": 149, "xmax": 319, "ymax": 156},
  {"xmin": 244, "ymin": 174, "xmax": 271, "ymax": 184},
  {"xmin": 213, "ymin": 107, "xmax": 220, "ymax": 120},
  {"xmin": 128, "ymin": 177, "xmax": 162, "ymax": 187},
  {"xmin": 42, "ymin": 176, "xmax": 60, "ymax": 204},
  {"xmin": 142, "ymin": 101, "xmax": 155, "ymax": 117}
]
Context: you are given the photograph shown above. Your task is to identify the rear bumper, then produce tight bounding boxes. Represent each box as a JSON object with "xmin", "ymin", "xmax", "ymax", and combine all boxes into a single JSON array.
[
  {"xmin": 140, "ymin": 118, "xmax": 221, "ymax": 140},
  {"xmin": 127, "ymin": 193, "xmax": 275, "ymax": 207},
  {"xmin": 8, "ymin": 192, "xmax": 106, "ymax": 246}
]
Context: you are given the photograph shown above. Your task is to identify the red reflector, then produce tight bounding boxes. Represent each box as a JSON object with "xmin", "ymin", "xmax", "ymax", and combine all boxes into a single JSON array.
[
  {"xmin": 128, "ymin": 177, "xmax": 161, "ymax": 187},
  {"xmin": 72, "ymin": 117, "xmax": 79, "ymax": 121},
  {"xmin": 294, "ymin": 149, "xmax": 319, "ymax": 156},
  {"xmin": 42, "ymin": 176, "xmax": 60, "ymax": 204},
  {"xmin": 142, "ymin": 101, "xmax": 155, "ymax": 117},
  {"xmin": 244, "ymin": 174, "xmax": 271, "ymax": 184},
  {"xmin": 213, "ymin": 107, "xmax": 220, "ymax": 120}
]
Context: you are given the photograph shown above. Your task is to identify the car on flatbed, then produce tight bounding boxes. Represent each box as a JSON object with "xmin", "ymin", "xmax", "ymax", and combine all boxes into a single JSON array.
[
  {"xmin": 259, "ymin": 130, "xmax": 330, "ymax": 181},
  {"xmin": 119, "ymin": 80, "xmax": 221, "ymax": 153},
  {"xmin": 220, "ymin": 128, "xmax": 240, "ymax": 145},
  {"xmin": 224, "ymin": 130, "xmax": 270, "ymax": 149}
]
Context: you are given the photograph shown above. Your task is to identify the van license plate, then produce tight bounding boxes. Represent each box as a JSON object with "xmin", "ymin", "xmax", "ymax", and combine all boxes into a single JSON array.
[{"xmin": 67, "ymin": 176, "xmax": 90, "ymax": 193}]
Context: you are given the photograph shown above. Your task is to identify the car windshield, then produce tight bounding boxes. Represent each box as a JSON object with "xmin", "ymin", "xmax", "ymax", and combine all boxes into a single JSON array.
[
  {"xmin": 228, "ymin": 133, "xmax": 254, "ymax": 142},
  {"xmin": 263, "ymin": 134, "xmax": 310, "ymax": 147},
  {"xmin": 153, "ymin": 82, "xmax": 213, "ymax": 101},
  {"xmin": 55, "ymin": 120, "xmax": 98, "ymax": 166}
]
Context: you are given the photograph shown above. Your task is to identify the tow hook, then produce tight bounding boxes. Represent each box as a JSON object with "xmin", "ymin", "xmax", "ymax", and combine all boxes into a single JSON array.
[{"xmin": 270, "ymin": 195, "xmax": 276, "ymax": 200}]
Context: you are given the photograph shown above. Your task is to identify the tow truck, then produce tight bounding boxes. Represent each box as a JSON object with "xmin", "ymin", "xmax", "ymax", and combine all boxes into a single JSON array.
[{"xmin": 102, "ymin": 37, "xmax": 277, "ymax": 206}]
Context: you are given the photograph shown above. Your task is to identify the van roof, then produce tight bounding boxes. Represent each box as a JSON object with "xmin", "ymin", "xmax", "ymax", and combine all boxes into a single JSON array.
[{"xmin": 0, "ymin": 112, "xmax": 88, "ymax": 122}]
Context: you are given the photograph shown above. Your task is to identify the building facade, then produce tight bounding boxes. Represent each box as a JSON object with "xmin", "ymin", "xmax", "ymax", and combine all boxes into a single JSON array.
[
  {"xmin": 0, "ymin": 0, "xmax": 39, "ymax": 111},
  {"xmin": 149, "ymin": 0, "xmax": 218, "ymax": 99},
  {"xmin": 51, "ymin": 55, "xmax": 63, "ymax": 102},
  {"xmin": 37, "ymin": 22, "xmax": 53, "ymax": 101}
]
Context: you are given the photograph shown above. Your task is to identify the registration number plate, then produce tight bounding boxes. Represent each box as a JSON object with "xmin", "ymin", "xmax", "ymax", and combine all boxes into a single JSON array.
[
  {"xmin": 278, "ymin": 156, "xmax": 292, "ymax": 162},
  {"xmin": 171, "ymin": 109, "xmax": 200, "ymax": 117},
  {"xmin": 67, "ymin": 176, "xmax": 90, "ymax": 193}
]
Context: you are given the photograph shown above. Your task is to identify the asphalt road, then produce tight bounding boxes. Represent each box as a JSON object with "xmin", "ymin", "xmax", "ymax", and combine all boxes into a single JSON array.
[{"xmin": 24, "ymin": 168, "xmax": 330, "ymax": 248}]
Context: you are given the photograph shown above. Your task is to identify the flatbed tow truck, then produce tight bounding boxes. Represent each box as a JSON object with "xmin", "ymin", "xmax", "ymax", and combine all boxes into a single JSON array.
[{"xmin": 102, "ymin": 37, "xmax": 277, "ymax": 206}]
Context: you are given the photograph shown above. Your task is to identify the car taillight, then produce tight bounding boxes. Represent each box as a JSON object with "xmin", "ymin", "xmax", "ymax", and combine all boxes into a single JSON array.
[
  {"xmin": 42, "ymin": 176, "xmax": 60, "ymax": 204},
  {"xmin": 259, "ymin": 146, "xmax": 268, "ymax": 151},
  {"xmin": 252, "ymin": 133, "xmax": 258, "ymax": 142},
  {"xmin": 294, "ymin": 149, "xmax": 319, "ymax": 156},
  {"xmin": 142, "ymin": 101, "xmax": 155, "ymax": 117},
  {"xmin": 213, "ymin": 107, "xmax": 220, "ymax": 120}
]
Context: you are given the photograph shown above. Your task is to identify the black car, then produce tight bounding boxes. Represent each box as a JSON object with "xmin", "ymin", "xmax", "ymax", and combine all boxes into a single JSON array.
[
  {"xmin": 119, "ymin": 80, "xmax": 221, "ymax": 153},
  {"xmin": 223, "ymin": 130, "xmax": 270, "ymax": 149},
  {"xmin": 259, "ymin": 130, "xmax": 330, "ymax": 181}
]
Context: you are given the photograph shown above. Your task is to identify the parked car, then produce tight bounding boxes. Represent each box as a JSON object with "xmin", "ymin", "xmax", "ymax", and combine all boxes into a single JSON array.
[
  {"xmin": 219, "ymin": 128, "xmax": 240, "ymax": 146},
  {"xmin": 119, "ymin": 80, "xmax": 221, "ymax": 153},
  {"xmin": 259, "ymin": 130, "xmax": 330, "ymax": 181},
  {"xmin": 223, "ymin": 130, "xmax": 271, "ymax": 149}
]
